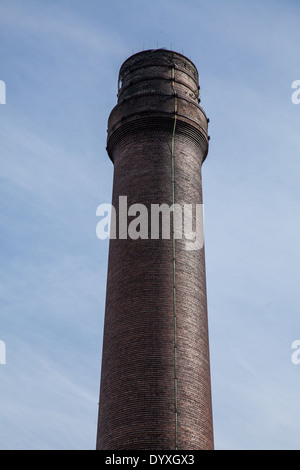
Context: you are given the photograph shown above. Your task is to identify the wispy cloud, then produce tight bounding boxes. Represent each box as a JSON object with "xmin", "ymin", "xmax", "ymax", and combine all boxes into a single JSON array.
[
  {"xmin": 0, "ymin": 0, "xmax": 127, "ymax": 56},
  {"xmin": 0, "ymin": 350, "xmax": 98, "ymax": 449}
]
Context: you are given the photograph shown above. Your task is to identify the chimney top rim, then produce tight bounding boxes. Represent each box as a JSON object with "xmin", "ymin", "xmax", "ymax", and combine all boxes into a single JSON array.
[{"xmin": 119, "ymin": 49, "xmax": 199, "ymax": 78}]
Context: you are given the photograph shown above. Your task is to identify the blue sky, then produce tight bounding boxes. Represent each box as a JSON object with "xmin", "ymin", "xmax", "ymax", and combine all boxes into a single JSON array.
[{"xmin": 0, "ymin": 0, "xmax": 300, "ymax": 450}]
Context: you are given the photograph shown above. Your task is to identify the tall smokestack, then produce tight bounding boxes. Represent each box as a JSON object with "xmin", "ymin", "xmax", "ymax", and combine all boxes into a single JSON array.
[{"xmin": 96, "ymin": 49, "xmax": 213, "ymax": 450}]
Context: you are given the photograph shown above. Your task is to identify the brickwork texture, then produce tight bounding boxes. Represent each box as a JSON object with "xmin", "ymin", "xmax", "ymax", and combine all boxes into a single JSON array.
[{"xmin": 96, "ymin": 49, "xmax": 214, "ymax": 450}]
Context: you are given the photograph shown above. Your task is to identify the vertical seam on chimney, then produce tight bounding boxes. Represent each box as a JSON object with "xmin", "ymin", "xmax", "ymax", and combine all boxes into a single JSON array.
[{"xmin": 171, "ymin": 61, "xmax": 178, "ymax": 451}]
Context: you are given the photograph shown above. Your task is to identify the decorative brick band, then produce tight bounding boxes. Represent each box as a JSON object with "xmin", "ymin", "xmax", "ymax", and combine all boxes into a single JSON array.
[{"xmin": 107, "ymin": 115, "xmax": 209, "ymax": 163}]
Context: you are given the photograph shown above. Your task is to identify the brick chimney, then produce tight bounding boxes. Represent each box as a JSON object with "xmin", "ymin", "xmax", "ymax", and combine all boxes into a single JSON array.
[{"xmin": 96, "ymin": 49, "xmax": 214, "ymax": 450}]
